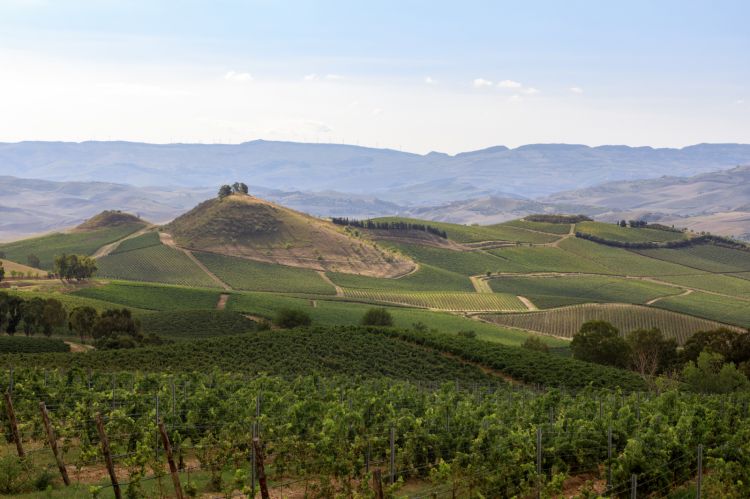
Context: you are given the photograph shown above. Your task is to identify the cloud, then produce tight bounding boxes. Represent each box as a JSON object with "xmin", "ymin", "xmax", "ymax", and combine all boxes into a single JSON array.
[
  {"xmin": 372, "ymin": 108, "xmax": 383, "ymax": 116},
  {"xmin": 569, "ymin": 86, "xmax": 584, "ymax": 94},
  {"xmin": 522, "ymin": 87, "xmax": 539, "ymax": 95},
  {"xmin": 498, "ymin": 79, "xmax": 522, "ymax": 89},
  {"xmin": 425, "ymin": 76, "xmax": 436, "ymax": 85},
  {"xmin": 473, "ymin": 78, "xmax": 493, "ymax": 88},
  {"xmin": 303, "ymin": 73, "xmax": 319, "ymax": 81},
  {"xmin": 508, "ymin": 94, "xmax": 522, "ymax": 102},
  {"xmin": 325, "ymin": 74, "xmax": 343, "ymax": 80},
  {"xmin": 736, "ymin": 99, "xmax": 745, "ymax": 105},
  {"xmin": 224, "ymin": 71, "xmax": 253, "ymax": 82}
]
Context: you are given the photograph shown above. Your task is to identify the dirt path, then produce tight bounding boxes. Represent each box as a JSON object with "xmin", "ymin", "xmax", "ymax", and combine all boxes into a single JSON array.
[
  {"xmin": 470, "ymin": 275, "xmax": 493, "ymax": 293},
  {"xmin": 92, "ymin": 225, "xmax": 154, "ymax": 259},
  {"xmin": 159, "ymin": 232, "xmax": 232, "ymax": 291},
  {"xmin": 646, "ymin": 288, "xmax": 693, "ymax": 305},
  {"xmin": 517, "ymin": 295, "xmax": 539, "ymax": 311},
  {"xmin": 65, "ymin": 341, "xmax": 94, "ymax": 352},
  {"xmin": 216, "ymin": 293, "xmax": 230, "ymax": 310},
  {"xmin": 317, "ymin": 270, "xmax": 343, "ymax": 296}
]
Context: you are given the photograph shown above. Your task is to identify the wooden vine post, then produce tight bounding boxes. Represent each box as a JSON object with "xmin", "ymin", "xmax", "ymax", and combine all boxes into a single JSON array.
[
  {"xmin": 4, "ymin": 392, "xmax": 25, "ymax": 458},
  {"xmin": 158, "ymin": 420, "xmax": 184, "ymax": 499},
  {"xmin": 95, "ymin": 413, "xmax": 122, "ymax": 499},
  {"xmin": 372, "ymin": 469, "xmax": 384, "ymax": 499},
  {"xmin": 39, "ymin": 401, "xmax": 70, "ymax": 486},
  {"xmin": 252, "ymin": 437, "xmax": 270, "ymax": 499}
]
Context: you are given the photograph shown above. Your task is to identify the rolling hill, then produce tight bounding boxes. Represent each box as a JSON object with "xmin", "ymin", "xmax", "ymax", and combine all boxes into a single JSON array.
[{"xmin": 164, "ymin": 193, "xmax": 415, "ymax": 277}]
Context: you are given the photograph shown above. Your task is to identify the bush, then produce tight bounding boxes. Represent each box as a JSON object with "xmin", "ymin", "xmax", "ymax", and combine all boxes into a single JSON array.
[
  {"xmin": 274, "ymin": 308, "xmax": 312, "ymax": 328},
  {"xmin": 457, "ymin": 330, "xmax": 476, "ymax": 339},
  {"xmin": 0, "ymin": 456, "xmax": 30, "ymax": 494},
  {"xmin": 361, "ymin": 308, "xmax": 394, "ymax": 327},
  {"xmin": 522, "ymin": 336, "xmax": 550, "ymax": 353}
]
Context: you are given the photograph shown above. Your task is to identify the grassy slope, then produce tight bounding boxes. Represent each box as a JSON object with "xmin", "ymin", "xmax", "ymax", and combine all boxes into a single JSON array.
[
  {"xmin": 487, "ymin": 275, "xmax": 679, "ymax": 309},
  {"xmin": 194, "ymin": 251, "xmax": 335, "ymax": 294},
  {"xmin": 576, "ymin": 221, "xmax": 687, "ymax": 243},
  {"xmin": 0, "ymin": 223, "xmax": 144, "ymax": 269},
  {"xmin": 96, "ymin": 243, "xmax": 222, "ymax": 288},
  {"xmin": 372, "ymin": 217, "xmax": 559, "ymax": 243}
]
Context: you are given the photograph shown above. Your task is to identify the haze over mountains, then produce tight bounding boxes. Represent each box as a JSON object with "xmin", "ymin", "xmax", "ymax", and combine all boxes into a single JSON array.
[{"xmin": 1, "ymin": 140, "xmax": 749, "ymax": 240}]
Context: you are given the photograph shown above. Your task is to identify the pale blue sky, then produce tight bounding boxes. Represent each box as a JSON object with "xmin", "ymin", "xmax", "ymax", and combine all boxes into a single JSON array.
[{"xmin": 0, "ymin": 0, "xmax": 747, "ymax": 152}]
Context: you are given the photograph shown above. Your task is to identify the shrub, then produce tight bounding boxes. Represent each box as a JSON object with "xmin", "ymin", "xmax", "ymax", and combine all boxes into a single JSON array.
[
  {"xmin": 522, "ymin": 336, "xmax": 550, "ymax": 353},
  {"xmin": 457, "ymin": 330, "xmax": 476, "ymax": 339},
  {"xmin": 361, "ymin": 308, "xmax": 394, "ymax": 327},
  {"xmin": 274, "ymin": 308, "xmax": 312, "ymax": 328}
]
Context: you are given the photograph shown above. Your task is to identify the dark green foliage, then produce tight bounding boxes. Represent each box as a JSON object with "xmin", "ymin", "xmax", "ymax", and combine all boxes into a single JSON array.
[
  {"xmin": 681, "ymin": 328, "xmax": 750, "ymax": 367},
  {"xmin": 91, "ymin": 308, "xmax": 162, "ymax": 349},
  {"xmin": 457, "ymin": 330, "xmax": 476, "ymax": 339},
  {"xmin": 331, "ymin": 217, "xmax": 448, "ymax": 238},
  {"xmin": 524, "ymin": 214, "xmax": 592, "ymax": 224},
  {"xmin": 361, "ymin": 307, "xmax": 393, "ymax": 326},
  {"xmin": 68, "ymin": 306, "xmax": 98, "ymax": 341},
  {"xmin": 522, "ymin": 336, "xmax": 550, "ymax": 353},
  {"xmin": 140, "ymin": 310, "xmax": 255, "ymax": 340},
  {"xmin": 218, "ymin": 184, "xmax": 232, "ymax": 198},
  {"xmin": 570, "ymin": 321, "xmax": 629, "ymax": 368},
  {"xmin": 26, "ymin": 254, "xmax": 40, "ymax": 268},
  {"xmin": 682, "ymin": 351, "xmax": 750, "ymax": 393},
  {"xmin": 625, "ymin": 328, "xmax": 678, "ymax": 376},
  {"xmin": 274, "ymin": 308, "xmax": 312, "ymax": 328},
  {"xmin": 0, "ymin": 336, "xmax": 69, "ymax": 353},
  {"xmin": 54, "ymin": 253, "xmax": 97, "ymax": 280}
]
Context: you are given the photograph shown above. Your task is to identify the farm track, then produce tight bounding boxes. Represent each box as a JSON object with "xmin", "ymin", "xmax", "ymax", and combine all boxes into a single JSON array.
[
  {"xmin": 645, "ymin": 288, "xmax": 693, "ymax": 305},
  {"xmin": 91, "ymin": 225, "xmax": 155, "ymax": 259},
  {"xmin": 159, "ymin": 232, "xmax": 232, "ymax": 291},
  {"xmin": 318, "ymin": 271, "xmax": 343, "ymax": 296},
  {"xmin": 470, "ymin": 275, "xmax": 493, "ymax": 293},
  {"xmin": 517, "ymin": 296, "xmax": 539, "ymax": 311}
]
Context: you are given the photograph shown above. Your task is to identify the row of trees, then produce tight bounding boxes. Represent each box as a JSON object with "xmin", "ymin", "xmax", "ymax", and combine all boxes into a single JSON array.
[
  {"xmin": 331, "ymin": 217, "xmax": 449, "ymax": 239},
  {"xmin": 0, "ymin": 292, "xmax": 67, "ymax": 337},
  {"xmin": 218, "ymin": 182, "xmax": 249, "ymax": 198},
  {"xmin": 570, "ymin": 320, "xmax": 750, "ymax": 392},
  {"xmin": 53, "ymin": 253, "xmax": 97, "ymax": 280},
  {"xmin": 525, "ymin": 214, "xmax": 592, "ymax": 224}
]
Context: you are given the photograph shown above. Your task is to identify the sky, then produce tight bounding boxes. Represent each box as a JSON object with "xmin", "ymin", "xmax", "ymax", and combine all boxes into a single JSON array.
[{"xmin": 0, "ymin": 0, "xmax": 748, "ymax": 154}]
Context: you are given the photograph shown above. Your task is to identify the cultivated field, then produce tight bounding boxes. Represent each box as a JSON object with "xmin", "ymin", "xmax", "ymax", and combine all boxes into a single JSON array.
[
  {"xmin": 576, "ymin": 221, "xmax": 687, "ymax": 243},
  {"xmin": 342, "ymin": 288, "xmax": 526, "ymax": 311},
  {"xmin": 74, "ymin": 281, "xmax": 222, "ymax": 311},
  {"xmin": 481, "ymin": 303, "xmax": 741, "ymax": 344},
  {"xmin": 372, "ymin": 216, "xmax": 560, "ymax": 243},
  {"xmin": 635, "ymin": 243, "xmax": 750, "ymax": 272}
]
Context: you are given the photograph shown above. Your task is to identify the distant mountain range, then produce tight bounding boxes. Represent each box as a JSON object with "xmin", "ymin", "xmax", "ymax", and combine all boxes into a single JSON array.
[{"xmin": 1, "ymin": 140, "xmax": 749, "ymax": 240}]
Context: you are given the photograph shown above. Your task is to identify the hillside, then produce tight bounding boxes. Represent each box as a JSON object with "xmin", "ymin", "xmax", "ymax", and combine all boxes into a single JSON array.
[{"xmin": 164, "ymin": 193, "xmax": 415, "ymax": 277}]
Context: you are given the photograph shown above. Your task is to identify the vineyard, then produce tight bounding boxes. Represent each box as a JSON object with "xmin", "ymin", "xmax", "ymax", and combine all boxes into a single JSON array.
[
  {"xmin": 480, "ymin": 303, "xmax": 743, "ymax": 345},
  {"xmin": 655, "ymin": 291, "xmax": 750, "ymax": 329},
  {"xmin": 110, "ymin": 231, "xmax": 161, "ymax": 254},
  {"xmin": 502, "ymin": 219, "xmax": 574, "ymax": 235},
  {"xmin": 327, "ymin": 264, "xmax": 473, "ymax": 292},
  {"xmin": 575, "ymin": 221, "xmax": 687, "ymax": 243},
  {"xmin": 1, "ymin": 368, "xmax": 745, "ymax": 498},
  {"xmin": 194, "ymin": 252, "xmax": 336, "ymax": 294},
  {"xmin": 341, "ymin": 289, "xmax": 526, "ymax": 311},
  {"xmin": 372, "ymin": 217, "xmax": 559, "ymax": 244},
  {"xmin": 0, "ymin": 337, "xmax": 70, "ymax": 354},
  {"xmin": 96, "ymin": 245, "xmax": 222, "ymax": 289},
  {"xmin": 140, "ymin": 310, "xmax": 257, "ymax": 340},
  {"xmin": 635, "ymin": 243, "xmax": 750, "ymax": 273},
  {"xmin": 486, "ymin": 275, "xmax": 678, "ymax": 309},
  {"xmin": 74, "ymin": 282, "xmax": 222, "ymax": 311}
]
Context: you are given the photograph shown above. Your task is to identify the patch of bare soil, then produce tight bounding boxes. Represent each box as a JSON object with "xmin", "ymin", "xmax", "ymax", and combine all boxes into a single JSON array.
[
  {"xmin": 216, "ymin": 293, "xmax": 229, "ymax": 310},
  {"xmin": 65, "ymin": 341, "xmax": 94, "ymax": 353}
]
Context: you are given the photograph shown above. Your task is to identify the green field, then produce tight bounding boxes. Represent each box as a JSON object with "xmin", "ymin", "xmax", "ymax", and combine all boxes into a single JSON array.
[
  {"xmin": 96, "ymin": 243, "xmax": 222, "ymax": 288},
  {"xmin": 576, "ymin": 221, "xmax": 687, "ymax": 243},
  {"xmin": 389, "ymin": 242, "xmax": 527, "ymax": 275},
  {"xmin": 0, "ymin": 336, "xmax": 70, "ymax": 353},
  {"xmin": 481, "ymin": 303, "xmax": 740, "ymax": 344},
  {"xmin": 656, "ymin": 272, "xmax": 750, "ymax": 299},
  {"xmin": 487, "ymin": 275, "xmax": 679, "ymax": 308},
  {"xmin": 140, "ymin": 309, "xmax": 256, "ymax": 340},
  {"xmin": 488, "ymin": 245, "xmax": 612, "ymax": 273},
  {"xmin": 372, "ymin": 216, "xmax": 560, "ymax": 243},
  {"xmin": 194, "ymin": 251, "xmax": 335, "ymax": 294},
  {"xmin": 501, "ymin": 219, "xmax": 574, "ymax": 235},
  {"xmin": 110, "ymin": 231, "xmax": 161, "ymax": 254},
  {"xmin": 0, "ymin": 223, "xmax": 144, "ymax": 269},
  {"xmin": 341, "ymin": 289, "xmax": 526, "ymax": 311},
  {"xmin": 654, "ymin": 291, "xmax": 750, "ymax": 328},
  {"xmin": 74, "ymin": 281, "xmax": 222, "ymax": 311},
  {"xmin": 635, "ymin": 243, "xmax": 750, "ymax": 272},
  {"xmin": 327, "ymin": 263, "xmax": 473, "ymax": 291}
]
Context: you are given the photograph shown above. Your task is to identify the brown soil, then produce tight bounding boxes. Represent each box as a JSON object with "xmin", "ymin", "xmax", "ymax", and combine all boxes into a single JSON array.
[{"xmin": 216, "ymin": 293, "xmax": 230, "ymax": 310}]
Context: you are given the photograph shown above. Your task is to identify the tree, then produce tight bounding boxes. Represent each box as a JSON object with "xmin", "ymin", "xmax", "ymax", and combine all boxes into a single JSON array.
[
  {"xmin": 274, "ymin": 308, "xmax": 312, "ymax": 329},
  {"xmin": 682, "ymin": 351, "xmax": 750, "ymax": 393},
  {"xmin": 69, "ymin": 306, "xmax": 98, "ymax": 343},
  {"xmin": 0, "ymin": 262, "xmax": 4, "ymax": 283},
  {"xmin": 53, "ymin": 254, "xmax": 97, "ymax": 281},
  {"xmin": 361, "ymin": 308, "xmax": 393, "ymax": 326},
  {"xmin": 27, "ymin": 254, "xmax": 40, "ymax": 268},
  {"xmin": 570, "ymin": 321, "xmax": 629, "ymax": 368},
  {"xmin": 92, "ymin": 308, "xmax": 143, "ymax": 349},
  {"xmin": 41, "ymin": 299, "xmax": 67, "ymax": 336},
  {"xmin": 5, "ymin": 297, "xmax": 23, "ymax": 335},
  {"xmin": 625, "ymin": 328, "xmax": 677, "ymax": 380},
  {"xmin": 19, "ymin": 297, "xmax": 45, "ymax": 336},
  {"xmin": 218, "ymin": 185, "xmax": 232, "ymax": 199},
  {"xmin": 681, "ymin": 328, "xmax": 750, "ymax": 365},
  {"xmin": 232, "ymin": 182, "xmax": 249, "ymax": 195}
]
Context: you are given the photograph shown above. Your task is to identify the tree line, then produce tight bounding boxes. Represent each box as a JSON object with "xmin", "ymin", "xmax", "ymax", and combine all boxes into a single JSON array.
[
  {"xmin": 575, "ymin": 231, "xmax": 749, "ymax": 251},
  {"xmin": 331, "ymin": 217, "xmax": 448, "ymax": 238},
  {"xmin": 570, "ymin": 320, "xmax": 750, "ymax": 393},
  {"xmin": 525, "ymin": 214, "xmax": 592, "ymax": 224}
]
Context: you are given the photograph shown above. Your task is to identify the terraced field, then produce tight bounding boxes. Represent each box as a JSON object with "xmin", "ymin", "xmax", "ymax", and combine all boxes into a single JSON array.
[
  {"xmin": 0, "ymin": 222, "xmax": 144, "ymax": 269},
  {"xmin": 635, "ymin": 243, "xmax": 750, "ymax": 272},
  {"xmin": 654, "ymin": 291, "xmax": 750, "ymax": 329},
  {"xmin": 372, "ymin": 217, "xmax": 560, "ymax": 243},
  {"xmin": 480, "ymin": 303, "xmax": 741, "ymax": 344},
  {"xmin": 487, "ymin": 275, "xmax": 679, "ymax": 309},
  {"xmin": 195, "ymin": 251, "xmax": 335, "ymax": 294},
  {"xmin": 341, "ymin": 289, "xmax": 526, "ymax": 311},
  {"xmin": 96, "ymin": 244, "xmax": 222, "ymax": 288},
  {"xmin": 576, "ymin": 221, "xmax": 687, "ymax": 243}
]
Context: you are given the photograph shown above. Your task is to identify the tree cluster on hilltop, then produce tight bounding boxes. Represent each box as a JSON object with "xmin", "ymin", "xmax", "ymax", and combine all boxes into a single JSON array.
[
  {"xmin": 331, "ymin": 217, "xmax": 448, "ymax": 238},
  {"xmin": 218, "ymin": 182, "xmax": 249, "ymax": 198}
]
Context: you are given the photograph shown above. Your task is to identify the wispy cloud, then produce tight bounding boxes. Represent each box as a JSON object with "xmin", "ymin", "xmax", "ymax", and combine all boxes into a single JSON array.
[
  {"xmin": 325, "ymin": 74, "xmax": 343, "ymax": 80},
  {"xmin": 736, "ymin": 99, "xmax": 745, "ymax": 105},
  {"xmin": 303, "ymin": 73, "xmax": 319, "ymax": 81},
  {"xmin": 498, "ymin": 79, "xmax": 522, "ymax": 89},
  {"xmin": 569, "ymin": 86, "xmax": 584, "ymax": 94},
  {"xmin": 224, "ymin": 71, "xmax": 253, "ymax": 82},
  {"xmin": 424, "ymin": 76, "xmax": 436, "ymax": 85},
  {"xmin": 521, "ymin": 87, "xmax": 539, "ymax": 95},
  {"xmin": 473, "ymin": 78, "xmax": 493, "ymax": 88}
]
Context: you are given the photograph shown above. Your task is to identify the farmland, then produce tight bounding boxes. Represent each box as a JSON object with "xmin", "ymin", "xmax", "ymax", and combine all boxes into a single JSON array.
[
  {"xmin": 389, "ymin": 242, "xmax": 528, "ymax": 275},
  {"xmin": 194, "ymin": 251, "xmax": 335, "ymax": 294},
  {"xmin": 73, "ymin": 281, "xmax": 222, "ymax": 311},
  {"xmin": 486, "ymin": 275, "xmax": 679, "ymax": 309},
  {"xmin": 488, "ymin": 245, "xmax": 612, "ymax": 273},
  {"xmin": 576, "ymin": 221, "xmax": 687, "ymax": 243},
  {"xmin": 341, "ymin": 289, "xmax": 526, "ymax": 311},
  {"xmin": 110, "ymin": 230, "xmax": 161, "ymax": 254},
  {"xmin": 654, "ymin": 291, "xmax": 750, "ymax": 328},
  {"xmin": 0, "ymin": 336, "xmax": 70, "ymax": 353},
  {"xmin": 371, "ymin": 216, "xmax": 560, "ymax": 243},
  {"xmin": 0, "ymin": 222, "xmax": 144, "ymax": 269},
  {"xmin": 96, "ymin": 243, "xmax": 222, "ymax": 288},
  {"xmin": 502, "ymin": 219, "xmax": 574, "ymax": 234},
  {"xmin": 140, "ymin": 310, "xmax": 256, "ymax": 340},
  {"xmin": 481, "ymin": 303, "xmax": 741, "ymax": 344},
  {"xmin": 327, "ymin": 263, "xmax": 473, "ymax": 291},
  {"xmin": 635, "ymin": 243, "xmax": 750, "ymax": 272}
]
